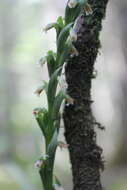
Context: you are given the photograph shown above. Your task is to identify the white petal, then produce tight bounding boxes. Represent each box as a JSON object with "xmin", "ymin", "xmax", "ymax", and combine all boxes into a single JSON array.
[
  {"xmin": 69, "ymin": 28, "xmax": 77, "ymax": 42},
  {"xmin": 68, "ymin": 0, "xmax": 78, "ymax": 8}
]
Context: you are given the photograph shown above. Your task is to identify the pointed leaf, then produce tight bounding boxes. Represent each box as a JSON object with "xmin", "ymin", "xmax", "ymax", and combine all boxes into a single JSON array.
[
  {"xmin": 52, "ymin": 90, "xmax": 66, "ymax": 120},
  {"xmin": 65, "ymin": 0, "xmax": 88, "ymax": 24},
  {"xmin": 42, "ymin": 80, "xmax": 48, "ymax": 94},
  {"xmin": 57, "ymin": 16, "xmax": 64, "ymax": 28},
  {"xmin": 44, "ymin": 22, "xmax": 62, "ymax": 36},
  {"xmin": 47, "ymin": 67, "xmax": 62, "ymax": 109},
  {"xmin": 57, "ymin": 22, "xmax": 73, "ymax": 54},
  {"xmin": 56, "ymin": 16, "xmax": 65, "ymax": 37},
  {"xmin": 34, "ymin": 81, "xmax": 48, "ymax": 96},
  {"xmin": 54, "ymin": 175, "xmax": 62, "ymax": 187},
  {"xmin": 47, "ymin": 130, "xmax": 58, "ymax": 170},
  {"xmin": 53, "ymin": 176, "xmax": 64, "ymax": 190},
  {"xmin": 58, "ymin": 43, "xmax": 71, "ymax": 66},
  {"xmin": 47, "ymin": 129, "xmax": 58, "ymax": 158},
  {"xmin": 34, "ymin": 108, "xmax": 48, "ymax": 137},
  {"xmin": 46, "ymin": 50, "xmax": 56, "ymax": 77}
]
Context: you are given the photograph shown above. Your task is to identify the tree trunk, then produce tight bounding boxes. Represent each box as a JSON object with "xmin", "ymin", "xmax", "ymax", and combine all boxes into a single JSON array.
[
  {"xmin": 63, "ymin": 0, "xmax": 109, "ymax": 190},
  {"xmin": 112, "ymin": 2, "xmax": 127, "ymax": 166}
]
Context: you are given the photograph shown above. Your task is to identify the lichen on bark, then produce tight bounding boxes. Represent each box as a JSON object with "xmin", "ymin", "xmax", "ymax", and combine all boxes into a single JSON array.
[{"xmin": 63, "ymin": 0, "xmax": 109, "ymax": 190}]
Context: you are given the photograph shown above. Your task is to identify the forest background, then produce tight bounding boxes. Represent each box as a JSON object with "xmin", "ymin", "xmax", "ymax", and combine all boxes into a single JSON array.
[{"xmin": 0, "ymin": 0, "xmax": 127, "ymax": 189}]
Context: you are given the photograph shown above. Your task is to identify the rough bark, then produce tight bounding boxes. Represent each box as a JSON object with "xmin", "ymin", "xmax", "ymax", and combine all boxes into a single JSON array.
[{"xmin": 63, "ymin": 0, "xmax": 109, "ymax": 190}]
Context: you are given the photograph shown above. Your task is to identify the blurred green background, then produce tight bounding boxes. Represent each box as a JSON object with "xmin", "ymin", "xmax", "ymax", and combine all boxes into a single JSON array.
[{"xmin": 0, "ymin": 0, "xmax": 127, "ymax": 189}]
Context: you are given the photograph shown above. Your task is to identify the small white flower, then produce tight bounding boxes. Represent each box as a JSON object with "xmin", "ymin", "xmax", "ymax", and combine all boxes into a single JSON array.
[
  {"xmin": 43, "ymin": 23, "xmax": 55, "ymax": 32},
  {"xmin": 34, "ymin": 160, "xmax": 43, "ymax": 169},
  {"xmin": 70, "ymin": 45, "xmax": 79, "ymax": 57},
  {"xmin": 68, "ymin": 0, "xmax": 78, "ymax": 8},
  {"xmin": 84, "ymin": 3, "xmax": 93, "ymax": 16},
  {"xmin": 33, "ymin": 110, "xmax": 39, "ymax": 115},
  {"xmin": 42, "ymin": 154, "xmax": 49, "ymax": 160},
  {"xmin": 33, "ymin": 108, "xmax": 42, "ymax": 116},
  {"xmin": 66, "ymin": 38, "xmax": 79, "ymax": 57},
  {"xmin": 66, "ymin": 96, "xmax": 74, "ymax": 105},
  {"xmin": 69, "ymin": 28, "xmax": 77, "ymax": 42},
  {"xmin": 36, "ymin": 56, "xmax": 46, "ymax": 68},
  {"xmin": 34, "ymin": 86, "xmax": 44, "ymax": 96},
  {"xmin": 58, "ymin": 74, "xmax": 68, "ymax": 92},
  {"xmin": 37, "ymin": 56, "xmax": 47, "ymax": 67}
]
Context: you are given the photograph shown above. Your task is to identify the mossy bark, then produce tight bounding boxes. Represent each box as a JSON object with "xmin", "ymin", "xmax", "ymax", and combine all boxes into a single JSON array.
[{"xmin": 63, "ymin": 0, "xmax": 109, "ymax": 190}]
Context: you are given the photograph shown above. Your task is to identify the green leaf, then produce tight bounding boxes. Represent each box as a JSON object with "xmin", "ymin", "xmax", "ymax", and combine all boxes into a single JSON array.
[
  {"xmin": 47, "ymin": 129, "xmax": 58, "ymax": 159},
  {"xmin": 42, "ymin": 80, "xmax": 48, "ymax": 94},
  {"xmin": 65, "ymin": 0, "xmax": 88, "ymax": 24},
  {"xmin": 65, "ymin": 4, "xmax": 78, "ymax": 24},
  {"xmin": 58, "ymin": 38, "xmax": 79, "ymax": 66},
  {"xmin": 52, "ymin": 91, "xmax": 73, "ymax": 119},
  {"xmin": 57, "ymin": 22, "xmax": 73, "ymax": 54},
  {"xmin": 39, "ymin": 166, "xmax": 53, "ymax": 190},
  {"xmin": 53, "ymin": 117, "xmax": 61, "ymax": 132},
  {"xmin": 52, "ymin": 90, "xmax": 66, "ymax": 120},
  {"xmin": 46, "ymin": 50, "xmax": 56, "ymax": 77},
  {"xmin": 53, "ymin": 175, "xmax": 62, "ymax": 187},
  {"xmin": 46, "ymin": 129, "xmax": 58, "ymax": 171},
  {"xmin": 58, "ymin": 43, "xmax": 71, "ymax": 67},
  {"xmin": 57, "ymin": 16, "xmax": 64, "ymax": 28},
  {"xmin": 56, "ymin": 16, "xmax": 65, "ymax": 37},
  {"xmin": 39, "ymin": 130, "xmax": 58, "ymax": 190},
  {"xmin": 47, "ymin": 67, "xmax": 62, "ymax": 110},
  {"xmin": 34, "ymin": 108, "xmax": 48, "ymax": 137}
]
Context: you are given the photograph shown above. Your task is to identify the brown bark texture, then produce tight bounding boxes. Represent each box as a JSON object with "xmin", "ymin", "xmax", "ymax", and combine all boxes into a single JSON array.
[{"xmin": 63, "ymin": 0, "xmax": 109, "ymax": 190}]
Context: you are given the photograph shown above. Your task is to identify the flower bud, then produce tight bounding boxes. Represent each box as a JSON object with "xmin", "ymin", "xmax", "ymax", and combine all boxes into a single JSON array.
[
  {"xmin": 37, "ymin": 57, "xmax": 47, "ymax": 67},
  {"xmin": 34, "ymin": 160, "xmax": 43, "ymax": 169},
  {"xmin": 66, "ymin": 96, "xmax": 74, "ymax": 105},
  {"xmin": 69, "ymin": 28, "xmax": 77, "ymax": 42},
  {"xmin": 33, "ymin": 108, "xmax": 43, "ymax": 115},
  {"xmin": 68, "ymin": 0, "xmax": 78, "ymax": 8},
  {"xmin": 34, "ymin": 86, "xmax": 43, "ymax": 96},
  {"xmin": 84, "ymin": 3, "xmax": 93, "ymax": 16},
  {"xmin": 70, "ymin": 45, "xmax": 79, "ymax": 57},
  {"xmin": 42, "ymin": 154, "xmax": 49, "ymax": 160},
  {"xmin": 43, "ymin": 23, "xmax": 56, "ymax": 32}
]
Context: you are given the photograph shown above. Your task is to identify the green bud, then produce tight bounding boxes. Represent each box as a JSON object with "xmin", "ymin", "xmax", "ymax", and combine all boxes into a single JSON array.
[
  {"xmin": 43, "ymin": 23, "xmax": 57, "ymax": 32},
  {"xmin": 37, "ymin": 56, "xmax": 47, "ymax": 67}
]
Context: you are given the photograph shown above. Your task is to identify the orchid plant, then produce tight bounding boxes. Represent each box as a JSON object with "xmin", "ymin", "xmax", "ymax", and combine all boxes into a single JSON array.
[{"xmin": 33, "ymin": 0, "xmax": 92, "ymax": 190}]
